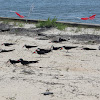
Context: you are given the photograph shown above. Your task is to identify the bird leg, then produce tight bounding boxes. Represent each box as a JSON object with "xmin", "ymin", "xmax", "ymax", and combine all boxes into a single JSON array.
[{"xmin": 66, "ymin": 50, "xmax": 69, "ymax": 53}]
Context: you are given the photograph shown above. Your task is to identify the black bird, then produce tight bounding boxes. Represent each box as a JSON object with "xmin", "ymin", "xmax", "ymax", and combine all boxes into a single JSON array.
[
  {"xmin": 34, "ymin": 48, "xmax": 51, "ymax": 57},
  {"xmin": 34, "ymin": 50, "xmax": 46, "ymax": 58},
  {"xmin": 63, "ymin": 46, "xmax": 78, "ymax": 52},
  {"xmin": 7, "ymin": 59, "xmax": 20, "ymax": 64},
  {"xmin": 6, "ymin": 59, "xmax": 20, "ymax": 67},
  {"xmin": 34, "ymin": 50, "xmax": 46, "ymax": 55},
  {"xmin": 59, "ymin": 37, "xmax": 67, "ymax": 42},
  {"xmin": 50, "ymin": 38, "xmax": 61, "ymax": 43},
  {"xmin": 51, "ymin": 45, "xmax": 62, "ymax": 50},
  {"xmin": 23, "ymin": 45, "xmax": 37, "ymax": 49},
  {"xmin": 18, "ymin": 58, "xmax": 39, "ymax": 65},
  {"xmin": 50, "ymin": 40, "xmax": 61, "ymax": 43},
  {"xmin": 50, "ymin": 37, "xmax": 67, "ymax": 43},
  {"xmin": 0, "ymin": 49, "xmax": 15, "ymax": 53},
  {"xmin": 36, "ymin": 48, "xmax": 52, "ymax": 53},
  {"xmin": 2, "ymin": 43, "xmax": 14, "ymax": 46},
  {"xmin": 82, "ymin": 47, "xmax": 97, "ymax": 50}
]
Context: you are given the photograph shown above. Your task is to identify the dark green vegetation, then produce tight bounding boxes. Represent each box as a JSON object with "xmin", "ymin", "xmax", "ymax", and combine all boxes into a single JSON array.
[{"xmin": 36, "ymin": 17, "xmax": 67, "ymax": 30}]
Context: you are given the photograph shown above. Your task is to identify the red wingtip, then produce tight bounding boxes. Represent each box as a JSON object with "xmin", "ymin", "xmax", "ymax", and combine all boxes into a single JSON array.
[
  {"xmin": 15, "ymin": 12, "xmax": 25, "ymax": 18},
  {"xmin": 89, "ymin": 17, "xmax": 95, "ymax": 20},
  {"xmin": 81, "ymin": 17, "xmax": 89, "ymax": 20}
]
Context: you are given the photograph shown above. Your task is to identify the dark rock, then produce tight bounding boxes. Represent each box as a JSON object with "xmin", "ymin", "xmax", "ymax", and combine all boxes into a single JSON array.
[
  {"xmin": 0, "ymin": 23, "xmax": 11, "ymax": 32},
  {"xmin": 42, "ymin": 90, "xmax": 53, "ymax": 96}
]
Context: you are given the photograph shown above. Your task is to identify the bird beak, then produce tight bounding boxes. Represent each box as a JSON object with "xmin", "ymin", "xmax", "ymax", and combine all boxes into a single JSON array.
[
  {"xmin": 60, "ymin": 48, "xmax": 63, "ymax": 50},
  {"xmin": 6, "ymin": 60, "xmax": 9, "ymax": 63}
]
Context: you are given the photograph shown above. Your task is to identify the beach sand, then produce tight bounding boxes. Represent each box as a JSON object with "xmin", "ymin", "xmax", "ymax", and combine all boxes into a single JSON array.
[{"xmin": 0, "ymin": 23, "xmax": 100, "ymax": 100}]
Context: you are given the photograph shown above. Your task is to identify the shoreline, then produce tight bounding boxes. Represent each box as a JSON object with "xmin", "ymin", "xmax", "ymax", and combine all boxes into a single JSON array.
[{"xmin": 0, "ymin": 17, "xmax": 100, "ymax": 28}]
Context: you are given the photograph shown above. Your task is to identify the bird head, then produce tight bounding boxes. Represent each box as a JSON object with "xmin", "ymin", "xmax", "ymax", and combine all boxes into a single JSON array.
[
  {"xmin": 7, "ymin": 59, "xmax": 10, "ymax": 63},
  {"xmin": 7, "ymin": 59, "xmax": 12, "ymax": 63},
  {"xmin": 33, "ymin": 49, "xmax": 37, "ymax": 54},
  {"xmin": 18, "ymin": 58, "xmax": 23, "ymax": 62},
  {"xmin": 36, "ymin": 48, "xmax": 40, "ymax": 51},
  {"xmin": 9, "ymin": 59, "xmax": 11, "ymax": 61},
  {"xmin": 23, "ymin": 45, "xmax": 25, "ymax": 48},
  {"xmin": 51, "ymin": 45, "xmax": 54, "ymax": 50},
  {"xmin": 59, "ymin": 37, "xmax": 61, "ymax": 41},
  {"xmin": 60, "ymin": 47, "xmax": 63, "ymax": 50}
]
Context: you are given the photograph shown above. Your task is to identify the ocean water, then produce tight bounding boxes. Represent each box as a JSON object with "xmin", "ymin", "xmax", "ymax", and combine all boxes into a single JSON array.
[{"xmin": 0, "ymin": 0, "xmax": 100, "ymax": 24}]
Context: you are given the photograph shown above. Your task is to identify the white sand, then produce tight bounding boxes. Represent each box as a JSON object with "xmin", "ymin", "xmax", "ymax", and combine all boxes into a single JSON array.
[
  {"xmin": 42, "ymin": 27, "xmax": 100, "ymax": 35},
  {"xmin": 0, "ymin": 25, "xmax": 100, "ymax": 100}
]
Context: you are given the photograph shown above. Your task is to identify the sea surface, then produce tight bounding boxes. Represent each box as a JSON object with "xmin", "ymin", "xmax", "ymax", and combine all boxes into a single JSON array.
[{"xmin": 0, "ymin": 0, "xmax": 100, "ymax": 24}]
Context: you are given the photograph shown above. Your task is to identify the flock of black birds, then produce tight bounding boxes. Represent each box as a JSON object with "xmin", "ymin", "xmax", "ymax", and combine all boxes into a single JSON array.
[{"xmin": 0, "ymin": 40, "xmax": 98, "ymax": 66}]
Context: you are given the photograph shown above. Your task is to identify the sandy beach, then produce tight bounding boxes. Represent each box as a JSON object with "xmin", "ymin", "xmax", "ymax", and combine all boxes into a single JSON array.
[{"xmin": 0, "ymin": 22, "xmax": 100, "ymax": 100}]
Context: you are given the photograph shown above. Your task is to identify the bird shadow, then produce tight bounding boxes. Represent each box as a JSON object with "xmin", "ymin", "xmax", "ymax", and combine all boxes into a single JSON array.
[{"xmin": 64, "ymin": 54, "xmax": 71, "ymax": 56}]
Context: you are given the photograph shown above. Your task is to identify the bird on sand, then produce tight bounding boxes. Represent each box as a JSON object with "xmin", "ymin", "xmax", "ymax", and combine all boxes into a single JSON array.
[
  {"xmin": 34, "ymin": 48, "xmax": 52, "ymax": 57},
  {"xmin": 0, "ymin": 49, "xmax": 15, "ymax": 53},
  {"xmin": 59, "ymin": 37, "xmax": 67, "ymax": 42},
  {"xmin": 50, "ymin": 37, "xmax": 68, "ymax": 43},
  {"xmin": 23, "ymin": 45, "xmax": 37, "ymax": 49},
  {"xmin": 2, "ymin": 43, "xmax": 14, "ymax": 46},
  {"xmin": 6, "ymin": 59, "xmax": 20, "ymax": 67},
  {"xmin": 82, "ymin": 47, "xmax": 97, "ymax": 50},
  {"xmin": 7, "ymin": 59, "xmax": 20, "ymax": 64},
  {"xmin": 51, "ymin": 45, "xmax": 62, "ymax": 50},
  {"xmin": 18, "ymin": 58, "xmax": 39, "ymax": 65},
  {"xmin": 36, "ymin": 48, "xmax": 52, "ymax": 53},
  {"xmin": 62, "ymin": 46, "xmax": 78, "ymax": 52}
]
